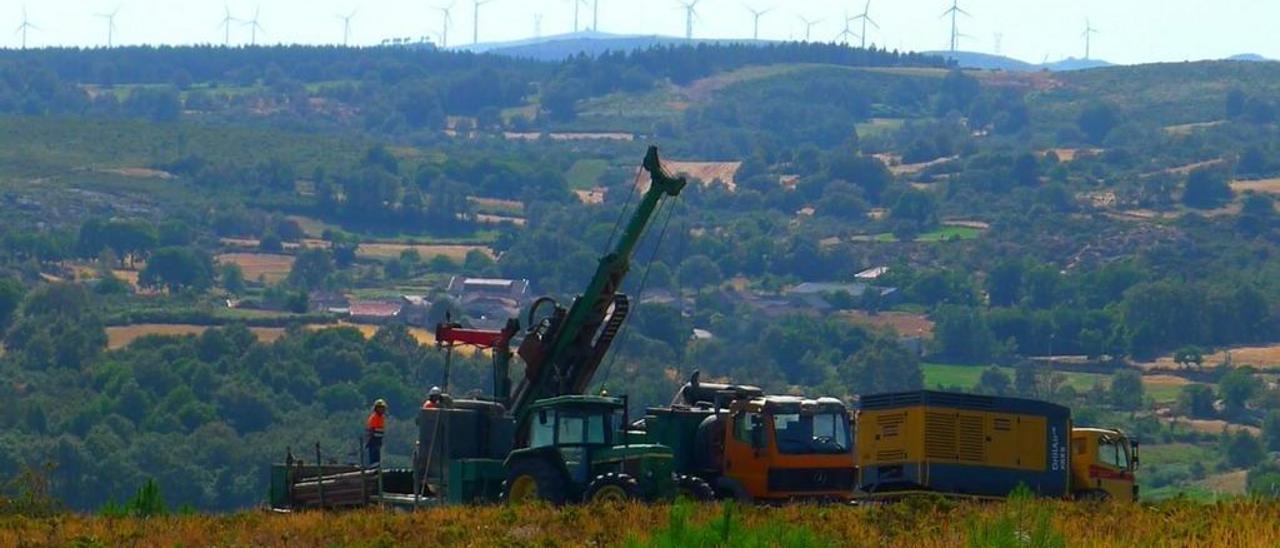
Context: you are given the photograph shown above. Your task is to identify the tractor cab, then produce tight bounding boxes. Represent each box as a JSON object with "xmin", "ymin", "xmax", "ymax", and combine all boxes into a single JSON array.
[
  {"xmin": 1070, "ymin": 427, "xmax": 1139, "ymax": 502},
  {"xmin": 504, "ymin": 395, "xmax": 675, "ymax": 504}
]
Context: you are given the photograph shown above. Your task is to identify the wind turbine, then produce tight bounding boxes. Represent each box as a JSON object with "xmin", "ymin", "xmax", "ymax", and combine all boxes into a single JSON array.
[
  {"xmin": 745, "ymin": 5, "xmax": 772, "ymax": 41},
  {"xmin": 850, "ymin": 0, "xmax": 878, "ymax": 49},
  {"xmin": 1082, "ymin": 19, "xmax": 1099, "ymax": 60},
  {"xmin": 797, "ymin": 15, "xmax": 821, "ymax": 42},
  {"xmin": 15, "ymin": 6, "xmax": 38, "ymax": 50},
  {"xmin": 942, "ymin": 0, "xmax": 969, "ymax": 53},
  {"xmin": 834, "ymin": 11, "xmax": 859, "ymax": 45},
  {"xmin": 435, "ymin": 2, "xmax": 454, "ymax": 48},
  {"xmin": 337, "ymin": 10, "xmax": 356, "ymax": 46},
  {"xmin": 568, "ymin": 0, "xmax": 588, "ymax": 33},
  {"xmin": 96, "ymin": 7, "xmax": 120, "ymax": 48},
  {"xmin": 591, "ymin": 0, "xmax": 600, "ymax": 32},
  {"xmin": 534, "ymin": 13, "xmax": 543, "ymax": 38},
  {"xmin": 473, "ymin": 0, "xmax": 497, "ymax": 45},
  {"xmin": 243, "ymin": 6, "xmax": 264, "ymax": 46},
  {"xmin": 218, "ymin": 6, "xmax": 239, "ymax": 46},
  {"xmin": 677, "ymin": 0, "xmax": 700, "ymax": 41}
]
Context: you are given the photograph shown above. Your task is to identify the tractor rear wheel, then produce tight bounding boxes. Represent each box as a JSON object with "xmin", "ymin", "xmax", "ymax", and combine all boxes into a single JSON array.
[
  {"xmin": 674, "ymin": 474, "xmax": 715, "ymax": 501},
  {"xmin": 502, "ymin": 458, "xmax": 567, "ymax": 505},
  {"xmin": 583, "ymin": 473, "xmax": 641, "ymax": 504}
]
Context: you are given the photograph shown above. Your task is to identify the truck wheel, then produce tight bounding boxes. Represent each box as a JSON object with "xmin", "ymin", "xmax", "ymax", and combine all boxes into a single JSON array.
[
  {"xmin": 674, "ymin": 474, "xmax": 715, "ymax": 501},
  {"xmin": 583, "ymin": 473, "xmax": 641, "ymax": 504},
  {"xmin": 502, "ymin": 458, "xmax": 567, "ymax": 505}
]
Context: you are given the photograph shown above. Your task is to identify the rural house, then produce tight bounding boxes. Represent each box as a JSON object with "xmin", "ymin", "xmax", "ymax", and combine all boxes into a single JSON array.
[
  {"xmin": 399, "ymin": 295, "xmax": 432, "ymax": 327},
  {"xmin": 446, "ymin": 277, "xmax": 531, "ymax": 328},
  {"xmin": 786, "ymin": 282, "xmax": 900, "ymax": 310},
  {"xmin": 348, "ymin": 301, "xmax": 404, "ymax": 324},
  {"xmin": 309, "ymin": 290, "xmax": 351, "ymax": 314}
]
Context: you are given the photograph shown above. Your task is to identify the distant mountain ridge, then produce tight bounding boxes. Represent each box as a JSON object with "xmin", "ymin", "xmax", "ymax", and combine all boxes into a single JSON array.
[
  {"xmin": 453, "ymin": 31, "xmax": 765, "ymax": 61},
  {"xmin": 1228, "ymin": 53, "xmax": 1274, "ymax": 62},
  {"xmin": 922, "ymin": 51, "xmax": 1114, "ymax": 72},
  {"xmin": 455, "ymin": 33, "xmax": 1274, "ymax": 72}
]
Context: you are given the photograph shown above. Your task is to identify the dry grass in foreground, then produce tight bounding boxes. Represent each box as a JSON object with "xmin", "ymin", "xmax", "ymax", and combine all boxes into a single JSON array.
[{"xmin": 5, "ymin": 498, "xmax": 1280, "ymax": 547}]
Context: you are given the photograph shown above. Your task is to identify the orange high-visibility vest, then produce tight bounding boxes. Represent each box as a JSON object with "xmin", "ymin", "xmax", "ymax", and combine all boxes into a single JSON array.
[{"xmin": 367, "ymin": 411, "xmax": 385, "ymax": 438}]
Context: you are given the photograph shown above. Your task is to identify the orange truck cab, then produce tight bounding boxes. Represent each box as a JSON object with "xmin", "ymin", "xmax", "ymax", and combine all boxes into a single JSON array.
[
  {"xmin": 718, "ymin": 395, "xmax": 856, "ymax": 501},
  {"xmin": 1069, "ymin": 427, "xmax": 1140, "ymax": 501},
  {"xmin": 636, "ymin": 373, "xmax": 856, "ymax": 502}
]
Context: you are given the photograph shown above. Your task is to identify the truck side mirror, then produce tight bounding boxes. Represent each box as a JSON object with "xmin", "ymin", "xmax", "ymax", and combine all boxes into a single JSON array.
[
  {"xmin": 1131, "ymin": 439, "xmax": 1140, "ymax": 469},
  {"xmin": 538, "ymin": 410, "xmax": 548, "ymax": 425}
]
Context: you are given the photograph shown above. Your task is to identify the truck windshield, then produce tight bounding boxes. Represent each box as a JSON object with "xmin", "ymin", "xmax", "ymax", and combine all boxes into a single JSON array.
[
  {"xmin": 1097, "ymin": 438, "xmax": 1131, "ymax": 470},
  {"xmin": 773, "ymin": 412, "xmax": 851, "ymax": 455}
]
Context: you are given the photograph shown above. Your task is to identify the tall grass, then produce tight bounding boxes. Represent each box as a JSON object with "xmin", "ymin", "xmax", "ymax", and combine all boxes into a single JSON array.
[
  {"xmin": 631, "ymin": 500, "xmax": 829, "ymax": 548},
  {"xmin": 4, "ymin": 498, "xmax": 1280, "ymax": 546},
  {"xmin": 965, "ymin": 485, "xmax": 1066, "ymax": 548}
]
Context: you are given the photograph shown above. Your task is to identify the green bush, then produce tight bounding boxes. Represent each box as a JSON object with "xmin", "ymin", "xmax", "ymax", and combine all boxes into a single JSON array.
[{"xmin": 101, "ymin": 478, "xmax": 167, "ymax": 518}]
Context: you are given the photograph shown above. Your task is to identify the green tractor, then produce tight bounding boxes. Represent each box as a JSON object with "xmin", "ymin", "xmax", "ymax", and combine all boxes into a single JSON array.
[{"xmin": 501, "ymin": 395, "xmax": 684, "ymax": 503}]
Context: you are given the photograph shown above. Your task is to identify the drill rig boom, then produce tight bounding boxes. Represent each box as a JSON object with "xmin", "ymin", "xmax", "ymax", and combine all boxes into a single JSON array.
[{"xmin": 509, "ymin": 146, "xmax": 685, "ymax": 427}]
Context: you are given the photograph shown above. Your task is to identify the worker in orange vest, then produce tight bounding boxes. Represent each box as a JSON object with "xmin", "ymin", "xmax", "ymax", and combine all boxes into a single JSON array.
[
  {"xmin": 422, "ymin": 386, "xmax": 443, "ymax": 410},
  {"xmin": 365, "ymin": 399, "xmax": 387, "ymax": 467}
]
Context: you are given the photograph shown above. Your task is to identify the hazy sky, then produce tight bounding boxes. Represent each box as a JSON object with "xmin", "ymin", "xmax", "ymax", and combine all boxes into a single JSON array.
[{"xmin": 6, "ymin": 0, "xmax": 1277, "ymax": 65}]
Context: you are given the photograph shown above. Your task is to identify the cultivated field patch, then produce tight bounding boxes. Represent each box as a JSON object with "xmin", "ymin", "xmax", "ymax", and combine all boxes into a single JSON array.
[
  {"xmin": 1232, "ymin": 178, "xmax": 1280, "ymax": 195},
  {"xmin": 664, "ymin": 161, "xmax": 742, "ymax": 191},
  {"xmin": 467, "ymin": 197, "xmax": 524, "ymax": 215},
  {"xmin": 1140, "ymin": 343, "xmax": 1280, "ymax": 370},
  {"xmin": 1039, "ymin": 148, "xmax": 1102, "ymax": 162},
  {"xmin": 356, "ymin": 243, "xmax": 495, "ymax": 261},
  {"xmin": 841, "ymin": 310, "xmax": 935, "ymax": 338},
  {"xmin": 1195, "ymin": 470, "xmax": 1248, "ymax": 496},
  {"xmin": 874, "ymin": 153, "xmax": 959, "ymax": 176},
  {"xmin": 1163, "ymin": 417, "xmax": 1262, "ymax": 436},
  {"xmin": 1163, "ymin": 120, "xmax": 1225, "ymax": 135},
  {"xmin": 574, "ymin": 188, "xmax": 605, "ymax": 205},
  {"xmin": 215, "ymin": 253, "xmax": 295, "ymax": 283},
  {"xmin": 106, "ymin": 324, "xmax": 287, "ymax": 349}
]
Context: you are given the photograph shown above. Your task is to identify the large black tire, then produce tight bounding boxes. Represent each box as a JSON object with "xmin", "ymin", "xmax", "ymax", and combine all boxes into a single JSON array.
[
  {"xmin": 674, "ymin": 474, "xmax": 716, "ymax": 502},
  {"xmin": 582, "ymin": 473, "xmax": 642, "ymax": 504},
  {"xmin": 502, "ymin": 458, "xmax": 568, "ymax": 505}
]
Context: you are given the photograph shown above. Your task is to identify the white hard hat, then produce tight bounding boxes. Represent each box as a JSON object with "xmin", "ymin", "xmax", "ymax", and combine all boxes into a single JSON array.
[{"xmin": 429, "ymin": 386, "xmax": 442, "ymax": 397}]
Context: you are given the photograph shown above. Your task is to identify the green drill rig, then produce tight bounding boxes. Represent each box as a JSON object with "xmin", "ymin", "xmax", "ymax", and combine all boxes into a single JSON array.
[
  {"xmin": 271, "ymin": 146, "xmax": 689, "ymax": 509},
  {"xmin": 415, "ymin": 145, "xmax": 699, "ymax": 505}
]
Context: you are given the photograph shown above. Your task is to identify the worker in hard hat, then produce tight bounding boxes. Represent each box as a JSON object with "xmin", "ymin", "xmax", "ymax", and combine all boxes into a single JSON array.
[
  {"xmin": 365, "ymin": 399, "xmax": 387, "ymax": 467},
  {"xmin": 422, "ymin": 387, "xmax": 443, "ymax": 410}
]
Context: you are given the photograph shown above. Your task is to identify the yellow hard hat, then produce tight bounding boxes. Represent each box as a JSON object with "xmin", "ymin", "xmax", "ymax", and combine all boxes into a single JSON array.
[{"xmin": 374, "ymin": 399, "xmax": 388, "ymax": 408}]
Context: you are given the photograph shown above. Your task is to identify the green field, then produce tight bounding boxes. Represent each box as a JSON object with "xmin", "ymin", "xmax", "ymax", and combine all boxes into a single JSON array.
[
  {"xmin": 567, "ymin": 159, "xmax": 610, "ymax": 190},
  {"xmin": 1142, "ymin": 443, "xmax": 1219, "ymax": 468},
  {"xmin": 922, "ymin": 363, "xmax": 1186, "ymax": 402},
  {"xmin": 916, "ymin": 226, "xmax": 985, "ymax": 242},
  {"xmin": 857, "ymin": 226, "xmax": 985, "ymax": 244},
  {"xmin": 855, "ymin": 118, "xmax": 906, "ymax": 137}
]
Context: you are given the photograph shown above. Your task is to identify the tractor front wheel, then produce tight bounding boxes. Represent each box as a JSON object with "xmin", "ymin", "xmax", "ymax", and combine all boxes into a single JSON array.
[
  {"xmin": 583, "ymin": 473, "xmax": 641, "ymax": 504},
  {"xmin": 502, "ymin": 458, "xmax": 567, "ymax": 505},
  {"xmin": 674, "ymin": 474, "xmax": 715, "ymax": 501}
]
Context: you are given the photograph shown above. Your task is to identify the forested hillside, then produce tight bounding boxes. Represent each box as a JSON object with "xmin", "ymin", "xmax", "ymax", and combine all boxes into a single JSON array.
[{"xmin": 3, "ymin": 42, "xmax": 1280, "ymax": 510}]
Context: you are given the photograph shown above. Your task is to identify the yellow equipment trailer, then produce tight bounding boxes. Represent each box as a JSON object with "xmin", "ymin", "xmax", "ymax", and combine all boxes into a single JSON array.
[{"xmin": 855, "ymin": 391, "xmax": 1138, "ymax": 501}]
